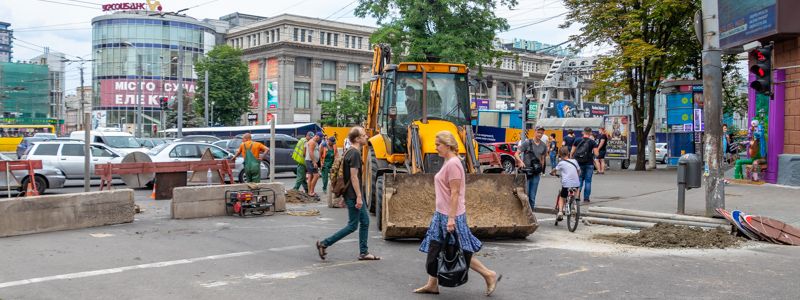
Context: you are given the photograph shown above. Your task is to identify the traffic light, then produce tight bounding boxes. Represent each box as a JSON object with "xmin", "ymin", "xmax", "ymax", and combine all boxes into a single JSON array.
[
  {"xmin": 749, "ymin": 46, "xmax": 772, "ymax": 95},
  {"xmin": 159, "ymin": 97, "xmax": 169, "ymax": 109}
]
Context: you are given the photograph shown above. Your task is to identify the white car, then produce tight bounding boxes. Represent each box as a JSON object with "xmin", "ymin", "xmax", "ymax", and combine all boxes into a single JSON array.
[
  {"xmin": 22, "ymin": 140, "xmax": 123, "ymax": 180},
  {"xmin": 645, "ymin": 142, "xmax": 668, "ymax": 164},
  {"xmin": 0, "ymin": 153, "xmax": 67, "ymax": 195},
  {"xmin": 146, "ymin": 142, "xmax": 270, "ymax": 183},
  {"xmin": 69, "ymin": 129, "xmax": 148, "ymax": 155}
]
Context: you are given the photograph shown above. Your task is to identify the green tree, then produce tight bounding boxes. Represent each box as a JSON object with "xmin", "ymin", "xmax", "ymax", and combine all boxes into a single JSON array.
[
  {"xmin": 319, "ymin": 85, "xmax": 369, "ymax": 127},
  {"xmin": 165, "ymin": 92, "xmax": 204, "ymax": 129},
  {"xmin": 722, "ymin": 54, "xmax": 748, "ymax": 117},
  {"xmin": 355, "ymin": 0, "xmax": 517, "ymax": 68},
  {"xmin": 562, "ymin": 0, "xmax": 700, "ymax": 170},
  {"xmin": 193, "ymin": 45, "xmax": 253, "ymax": 126}
]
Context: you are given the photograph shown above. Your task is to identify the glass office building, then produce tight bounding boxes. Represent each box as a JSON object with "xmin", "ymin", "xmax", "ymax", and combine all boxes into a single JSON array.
[{"xmin": 91, "ymin": 11, "xmax": 215, "ymax": 136}]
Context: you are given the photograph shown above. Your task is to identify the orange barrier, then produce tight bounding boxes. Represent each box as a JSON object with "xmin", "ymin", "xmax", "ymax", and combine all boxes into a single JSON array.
[{"xmin": 0, "ymin": 160, "xmax": 43, "ymax": 197}]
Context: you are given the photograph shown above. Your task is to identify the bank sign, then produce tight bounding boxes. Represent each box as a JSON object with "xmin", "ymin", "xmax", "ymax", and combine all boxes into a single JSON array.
[
  {"xmin": 99, "ymin": 79, "xmax": 195, "ymax": 108},
  {"xmin": 103, "ymin": 0, "xmax": 163, "ymax": 12}
]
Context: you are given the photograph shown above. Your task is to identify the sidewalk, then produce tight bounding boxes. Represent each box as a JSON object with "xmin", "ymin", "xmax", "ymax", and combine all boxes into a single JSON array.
[{"xmin": 532, "ymin": 167, "xmax": 800, "ymax": 226}]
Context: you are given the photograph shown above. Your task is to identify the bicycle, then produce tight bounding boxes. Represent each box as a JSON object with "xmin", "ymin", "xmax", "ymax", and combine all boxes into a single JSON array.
[{"xmin": 552, "ymin": 174, "xmax": 580, "ymax": 232}]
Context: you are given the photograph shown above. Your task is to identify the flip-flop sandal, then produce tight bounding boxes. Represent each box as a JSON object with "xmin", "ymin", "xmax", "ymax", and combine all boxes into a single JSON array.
[
  {"xmin": 486, "ymin": 274, "xmax": 502, "ymax": 296},
  {"xmin": 316, "ymin": 241, "xmax": 327, "ymax": 260},
  {"xmin": 358, "ymin": 253, "xmax": 381, "ymax": 261},
  {"xmin": 413, "ymin": 288, "xmax": 440, "ymax": 294}
]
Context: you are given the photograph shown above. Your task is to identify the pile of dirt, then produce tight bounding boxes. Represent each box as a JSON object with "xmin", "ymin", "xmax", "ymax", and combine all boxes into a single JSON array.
[
  {"xmin": 287, "ymin": 209, "xmax": 320, "ymax": 216},
  {"xmin": 615, "ymin": 223, "xmax": 742, "ymax": 249},
  {"xmin": 285, "ymin": 190, "xmax": 319, "ymax": 203}
]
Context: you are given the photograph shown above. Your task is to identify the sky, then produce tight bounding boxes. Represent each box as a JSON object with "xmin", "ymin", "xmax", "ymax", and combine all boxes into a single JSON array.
[{"xmin": 0, "ymin": 0, "xmax": 595, "ymax": 95}]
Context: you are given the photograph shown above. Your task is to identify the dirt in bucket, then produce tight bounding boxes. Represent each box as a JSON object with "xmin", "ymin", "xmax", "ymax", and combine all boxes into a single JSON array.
[
  {"xmin": 608, "ymin": 223, "xmax": 743, "ymax": 249},
  {"xmin": 285, "ymin": 190, "xmax": 319, "ymax": 203}
]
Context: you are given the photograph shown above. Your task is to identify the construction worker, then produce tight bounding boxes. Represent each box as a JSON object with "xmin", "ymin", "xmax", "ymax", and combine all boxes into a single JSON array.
[
  {"xmin": 232, "ymin": 133, "xmax": 268, "ymax": 183},
  {"xmin": 292, "ymin": 131, "xmax": 315, "ymax": 192}
]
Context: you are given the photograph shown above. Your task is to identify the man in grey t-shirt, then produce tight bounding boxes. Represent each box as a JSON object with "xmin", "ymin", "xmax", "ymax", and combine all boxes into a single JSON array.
[{"xmin": 515, "ymin": 127, "xmax": 548, "ymax": 209}]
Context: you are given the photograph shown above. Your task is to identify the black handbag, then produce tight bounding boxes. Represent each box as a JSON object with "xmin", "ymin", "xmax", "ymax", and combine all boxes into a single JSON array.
[{"xmin": 436, "ymin": 231, "xmax": 469, "ymax": 287}]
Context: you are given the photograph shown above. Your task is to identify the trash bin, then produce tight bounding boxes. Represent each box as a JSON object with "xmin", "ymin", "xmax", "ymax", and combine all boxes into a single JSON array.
[{"xmin": 677, "ymin": 154, "xmax": 702, "ymax": 189}]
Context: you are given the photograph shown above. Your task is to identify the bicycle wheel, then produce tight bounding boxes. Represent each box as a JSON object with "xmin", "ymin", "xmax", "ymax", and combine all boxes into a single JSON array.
[{"xmin": 567, "ymin": 197, "xmax": 580, "ymax": 232}]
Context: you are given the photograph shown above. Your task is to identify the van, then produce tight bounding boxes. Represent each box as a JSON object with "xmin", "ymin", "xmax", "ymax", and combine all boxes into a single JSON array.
[{"xmin": 69, "ymin": 128, "xmax": 148, "ymax": 155}]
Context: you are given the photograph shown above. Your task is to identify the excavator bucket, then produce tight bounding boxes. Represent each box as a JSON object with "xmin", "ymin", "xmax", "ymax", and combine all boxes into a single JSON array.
[{"xmin": 379, "ymin": 173, "xmax": 538, "ymax": 239}]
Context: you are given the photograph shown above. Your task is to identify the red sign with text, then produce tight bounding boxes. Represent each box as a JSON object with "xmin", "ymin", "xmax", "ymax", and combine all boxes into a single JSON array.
[{"xmin": 99, "ymin": 79, "xmax": 196, "ymax": 108}]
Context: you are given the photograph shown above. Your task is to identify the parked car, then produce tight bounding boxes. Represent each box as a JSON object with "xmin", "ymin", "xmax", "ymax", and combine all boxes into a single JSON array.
[
  {"xmin": 484, "ymin": 142, "xmax": 519, "ymax": 173},
  {"xmin": 0, "ymin": 153, "xmax": 66, "ymax": 195},
  {"xmin": 69, "ymin": 129, "xmax": 148, "ymax": 155},
  {"xmin": 146, "ymin": 142, "xmax": 269, "ymax": 183},
  {"xmin": 22, "ymin": 140, "xmax": 123, "ymax": 180},
  {"xmin": 477, "ymin": 144, "xmax": 504, "ymax": 173},
  {"xmin": 213, "ymin": 139, "xmax": 239, "ymax": 153},
  {"xmin": 137, "ymin": 138, "xmax": 170, "ymax": 149},
  {"xmin": 16, "ymin": 137, "xmax": 47, "ymax": 159},
  {"xmin": 645, "ymin": 142, "xmax": 668, "ymax": 164},
  {"xmin": 243, "ymin": 134, "xmax": 299, "ymax": 173},
  {"xmin": 174, "ymin": 135, "xmax": 220, "ymax": 144},
  {"xmin": 33, "ymin": 133, "xmax": 57, "ymax": 140}
]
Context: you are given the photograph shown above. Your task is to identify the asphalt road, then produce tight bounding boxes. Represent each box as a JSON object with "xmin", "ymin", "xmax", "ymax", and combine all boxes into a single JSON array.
[{"xmin": 1, "ymin": 172, "xmax": 799, "ymax": 299}]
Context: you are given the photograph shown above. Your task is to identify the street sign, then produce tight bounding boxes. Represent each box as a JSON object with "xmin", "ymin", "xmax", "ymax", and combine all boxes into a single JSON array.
[{"xmin": 247, "ymin": 113, "xmax": 258, "ymax": 121}]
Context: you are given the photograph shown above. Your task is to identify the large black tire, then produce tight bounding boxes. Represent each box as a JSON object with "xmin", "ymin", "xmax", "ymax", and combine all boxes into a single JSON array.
[
  {"xmin": 567, "ymin": 198, "xmax": 580, "ymax": 232},
  {"xmin": 375, "ymin": 175, "xmax": 384, "ymax": 231},
  {"xmin": 366, "ymin": 148, "xmax": 378, "ymax": 214},
  {"xmin": 501, "ymin": 157, "xmax": 515, "ymax": 174},
  {"xmin": 21, "ymin": 175, "xmax": 47, "ymax": 195}
]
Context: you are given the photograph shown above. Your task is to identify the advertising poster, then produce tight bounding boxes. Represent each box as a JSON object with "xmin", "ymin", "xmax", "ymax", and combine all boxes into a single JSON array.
[
  {"xmin": 719, "ymin": 0, "xmax": 777, "ymax": 49},
  {"xmin": 547, "ymin": 100, "xmax": 577, "ymax": 118},
  {"xmin": 267, "ymin": 58, "xmax": 279, "ymax": 79},
  {"xmin": 267, "ymin": 81, "xmax": 279, "ymax": 111},
  {"xmin": 99, "ymin": 79, "xmax": 196, "ymax": 108},
  {"xmin": 470, "ymin": 98, "xmax": 490, "ymax": 111},
  {"xmin": 250, "ymin": 82, "xmax": 259, "ymax": 109},
  {"xmin": 248, "ymin": 60, "xmax": 259, "ymax": 81},
  {"xmin": 91, "ymin": 110, "xmax": 107, "ymax": 130},
  {"xmin": 584, "ymin": 102, "xmax": 609, "ymax": 117},
  {"xmin": 603, "ymin": 115, "xmax": 630, "ymax": 160}
]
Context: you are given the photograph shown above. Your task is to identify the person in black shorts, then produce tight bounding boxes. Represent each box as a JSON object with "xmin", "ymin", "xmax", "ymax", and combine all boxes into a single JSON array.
[{"xmin": 596, "ymin": 127, "xmax": 608, "ymax": 174}]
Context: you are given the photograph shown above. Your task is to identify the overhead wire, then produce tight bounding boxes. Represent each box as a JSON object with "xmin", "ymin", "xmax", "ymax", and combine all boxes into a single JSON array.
[{"xmin": 34, "ymin": 0, "xmax": 99, "ymax": 10}]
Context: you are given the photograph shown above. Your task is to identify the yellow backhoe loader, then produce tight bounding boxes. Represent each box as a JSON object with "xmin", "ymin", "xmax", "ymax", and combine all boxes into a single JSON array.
[{"xmin": 363, "ymin": 44, "xmax": 538, "ymax": 239}]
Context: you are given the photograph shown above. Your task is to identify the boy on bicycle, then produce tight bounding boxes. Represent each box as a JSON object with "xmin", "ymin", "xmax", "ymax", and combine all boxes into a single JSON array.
[{"xmin": 549, "ymin": 147, "xmax": 581, "ymax": 221}]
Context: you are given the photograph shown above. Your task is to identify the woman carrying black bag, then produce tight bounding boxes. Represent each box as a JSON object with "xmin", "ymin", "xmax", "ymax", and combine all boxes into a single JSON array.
[{"xmin": 414, "ymin": 131, "xmax": 502, "ymax": 296}]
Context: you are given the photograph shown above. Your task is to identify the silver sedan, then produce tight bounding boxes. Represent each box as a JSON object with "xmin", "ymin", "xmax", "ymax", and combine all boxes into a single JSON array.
[
  {"xmin": 146, "ymin": 142, "xmax": 270, "ymax": 183},
  {"xmin": 0, "ymin": 153, "xmax": 66, "ymax": 195}
]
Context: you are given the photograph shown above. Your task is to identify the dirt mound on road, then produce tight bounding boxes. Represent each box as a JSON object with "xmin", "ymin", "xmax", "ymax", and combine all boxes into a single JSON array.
[
  {"xmin": 614, "ymin": 223, "xmax": 742, "ymax": 249},
  {"xmin": 285, "ymin": 190, "xmax": 320, "ymax": 203}
]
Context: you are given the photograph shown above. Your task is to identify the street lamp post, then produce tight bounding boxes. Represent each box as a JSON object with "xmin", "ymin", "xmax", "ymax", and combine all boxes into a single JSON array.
[{"xmin": 122, "ymin": 41, "xmax": 143, "ymax": 137}]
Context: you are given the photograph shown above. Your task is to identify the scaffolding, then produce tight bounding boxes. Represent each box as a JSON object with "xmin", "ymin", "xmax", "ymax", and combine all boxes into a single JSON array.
[{"xmin": 0, "ymin": 62, "xmax": 50, "ymax": 121}]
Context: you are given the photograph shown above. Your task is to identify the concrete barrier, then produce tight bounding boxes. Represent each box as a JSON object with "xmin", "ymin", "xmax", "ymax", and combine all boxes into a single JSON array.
[
  {"xmin": 171, "ymin": 183, "xmax": 286, "ymax": 219},
  {"xmin": 0, "ymin": 189, "xmax": 135, "ymax": 238}
]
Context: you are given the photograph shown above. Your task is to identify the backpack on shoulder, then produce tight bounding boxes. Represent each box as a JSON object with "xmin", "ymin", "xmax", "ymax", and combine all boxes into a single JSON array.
[
  {"xmin": 522, "ymin": 140, "xmax": 543, "ymax": 176},
  {"xmin": 573, "ymin": 139, "xmax": 594, "ymax": 164},
  {"xmin": 330, "ymin": 148, "xmax": 354, "ymax": 198}
]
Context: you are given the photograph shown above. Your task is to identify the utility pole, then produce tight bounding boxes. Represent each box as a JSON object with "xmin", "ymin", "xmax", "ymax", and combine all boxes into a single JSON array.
[
  {"xmin": 701, "ymin": 0, "xmax": 724, "ymax": 216},
  {"xmin": 258, "ymin": 58, "xmax": 266, "ymax": 125},
  {"xmin": 80, "ymin": 65, "xmax": 90, "ymax": 192},
  {"xmin": 135, "ymin": 53, "xmax": 143, "ymax": 137},
  {"xmin": 204, "ymin": 69, "xmax": 209, "ymax": 126},
  {"xmin": 177, "ymin": 46, "xmax": 184, "ymax": 138}
]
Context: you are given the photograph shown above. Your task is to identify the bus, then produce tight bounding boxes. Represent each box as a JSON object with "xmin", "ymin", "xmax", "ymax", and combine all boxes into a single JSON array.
[{"xmin": 0, "ymin": 125, "xmax": 57, "ymax": 152}]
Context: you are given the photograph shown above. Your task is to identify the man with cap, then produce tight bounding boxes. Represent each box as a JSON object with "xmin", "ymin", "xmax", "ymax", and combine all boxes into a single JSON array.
[{"xmin": 515, "ymin": 127, "xmax": 548, "ymax": 209}]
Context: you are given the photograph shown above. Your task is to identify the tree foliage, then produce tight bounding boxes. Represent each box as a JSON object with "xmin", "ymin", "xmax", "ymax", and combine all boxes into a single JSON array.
[
  {"xmin": 722, "ymin": 54, "xmax": 748, "ymax": 117},
  {"xmin": 164, "ymin": 91, "xmax": 204, "ymax": 129},
  {"xmin": 562, "ymin": 0, "xmax": 699, "ymax": 170},
  {"xmin": 319, "ymin": 84, "xmax": 369, "ymax": 127},
  {"xmin": 193, "ymin": 45, "xmax": 253, "ymax": 126},
  {"xmin": 355, "ymin": 0, "xmax": 517, "ymax": 69}
]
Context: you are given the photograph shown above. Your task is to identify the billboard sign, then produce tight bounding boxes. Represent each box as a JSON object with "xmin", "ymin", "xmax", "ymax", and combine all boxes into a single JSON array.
[
  {"xmin": 99, "ymin": 79, "xmax": 196, "ymax": 108},
  {"xmin": 584, "ymin": 102, "xmax": 609, "ymax": 117},
  {"xmin": 471, "ymin": 98, "xmax": 490, "ymax": 111},
  {"xmin": 267, "ymin": 81, "xmax": 279, "ymax": 112},
  {"xmin": 546, "ymin": 100, "xmax": 578, "ymax": 118},
  {"xmin": 250, "ymin": 82, "xmax": 259, "ymax": 109},
  {"xmin": 91, "ymin": 110, "xmax": 107, "ymax": 130},
  {"xmin": 102, "ymin": 0, "xmax": 162, "ymax": 12},
  {"xmin": 603, "ymin": 115, "xmax": 631, "ymax": 160},
  {"xmin": 719, "ymin": 0, "xmax": 778, "ymax": 49}
]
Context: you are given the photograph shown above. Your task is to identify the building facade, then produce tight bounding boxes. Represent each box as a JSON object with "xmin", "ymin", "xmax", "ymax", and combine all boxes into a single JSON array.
[
  {"xmin": 31, "ymin": 51, "xmax": 66, "ymax": 132},
  {"xmin": 471, "ymin": 46, "xmax": 556, "ymax": 112},
  {"xmin": 64, "ymin": 86, "xmax": 93, "ymax": 133},
  {"xmin": 0, "ymin": 22, "xmax": 11, "ymax": 63},
  {"xmin": 91, "ymin": 11, "xmax": 217, "ymax": 136},
  {"xmin": 226, "ymin": 14, "xmax": 375, "ymax": 124},
  {"xmin": 0, "ymin": 62, "xmax": 51, "ymax": 121}
]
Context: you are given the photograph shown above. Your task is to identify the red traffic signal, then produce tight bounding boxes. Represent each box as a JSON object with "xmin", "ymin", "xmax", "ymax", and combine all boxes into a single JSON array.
[
  {"xmin": 160, "ymin": 97, "xmax": 170, "ymax": 109},
  {"xmin": 749, "ymin": 46, "xmax": 772, "ymax": 95}
]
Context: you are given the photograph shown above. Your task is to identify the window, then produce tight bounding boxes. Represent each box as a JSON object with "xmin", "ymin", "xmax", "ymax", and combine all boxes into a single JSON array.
[
  {"xmin": 321, "ymin": 84, "xmax": 336, "ymax": 101},
  {"xmin": 276, "ymin": 28, "xmax": 280, "ymax": 41},
  {"xmin": 308, "ymin": 30, "xmax": 313, "ymax": 43},
  {"xmin": 345, "ymin": 35, "xmax": 350, "ymax": 48},
  {"xmin": 327, "ymin": 33, "xmax": 332, "ymax": 45},
  {"xmin": 352, "ymin": 36, "xmax": 357, "ymax": 49},
  {"xmin": 320, "ymin": 31, "xmax": 325, "ymax": 45},
  {"xmin": 322, "ymin": 60, "xmax": 336, "ymax": 80},
  {"xmin": 295, "ymin": 82, "xmax": 311, "ymax": 109},
  {"xmin": 358, "ymin": 37, "xmax": 363, "ymax": 49},
  {"xmin": 91, "ymin": 145, "xmax": 115, "ymax": 157},
  {"xmin": 271, "ymin": 29, "xmax": 276, "ymax": 43},
  {"xmin": 478, "ymin": 144, "xmax": 492, "ymax": 154},
  {"xmin": 295, "ymin": 57, "xmax": 311, "ymax": 77},
  {"xmin": 33, "ymin": 144, "xmax": 59, "ymax": 156},
  {"xmin": 301, "ymin": 29, "xmax": 306, "ymax": 42},
  {"xmin": 61, "ymin": 144, "xmax": 84, "ymax": 156},
  {"xmin": 333, "ymin": 34, "xmax": 338, "ymax": 46},
  {"xmin": 347, "ymin": 63, "xmax": 360, "ymax": 82},
  {"xmin": 293, "ymin": 28, "xmax": 298, "ymax": 41},
  {"xmin": 170, "ymin": 145, "xmax": 200, "ymax": 158},
  {"xmin": 198, "ymin": 145, "xmax": 228, "ymax": 159}
]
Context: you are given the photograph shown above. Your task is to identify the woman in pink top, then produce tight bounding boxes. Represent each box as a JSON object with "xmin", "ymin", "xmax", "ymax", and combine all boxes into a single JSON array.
[{"xmin": 414, "ymin": 131, "xmax": 502, "ymax": 296}]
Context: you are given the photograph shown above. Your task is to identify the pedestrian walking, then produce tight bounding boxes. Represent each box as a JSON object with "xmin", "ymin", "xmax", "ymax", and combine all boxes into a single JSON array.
[
  {"xmin": 570, "ymin": 127, "xmax": 599, "ymax": 202},
  {"xmin": 596, "ymin": 127, "xmax": 608, "ymax": 174},
  {"xmin": 414, "ymin": 130, "xmax": 502, "ymax": 296},
  {"xmin": 563, "ymin": 129, "xmax": 576, "ymax": 153},
  {"xmin": 231, "ymin": 133, "xmax": 269, "ymax": 183},
  {"xmin": 292, "ymin": 131, "xmax": 314, "ymax": 193},
  {"xmin": 515, "ymin": 127, "xmax": 547, "ymax": 210},
  {"xmin": 320, "ymin": 136, "xmax": 338, "ymax": 193},
  {"xmin": 316, "ymin": 126, "xmax": 380, "ymax": 261},
  {"xmin": 548, "ymin": 133, "xmax": 558, "ymax": 173},
  {"xmin": 305, "ymin": 132, "xmax": 323, "ymax": 197}
]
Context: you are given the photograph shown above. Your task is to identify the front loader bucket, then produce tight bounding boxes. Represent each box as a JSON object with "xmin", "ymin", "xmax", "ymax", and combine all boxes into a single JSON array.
[{"xmin": 380, "ymin": 173, "xmax": 538, "ymax": 239}]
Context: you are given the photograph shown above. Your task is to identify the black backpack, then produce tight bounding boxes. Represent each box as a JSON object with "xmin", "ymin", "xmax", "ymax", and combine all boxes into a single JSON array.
[
  {"xmin": 573, "ymin": 139, "xmax": 594, "ymax": 164},
  {"xmin": 522, "ymin": 140, "xmax": 543, "ymax": 175}
]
